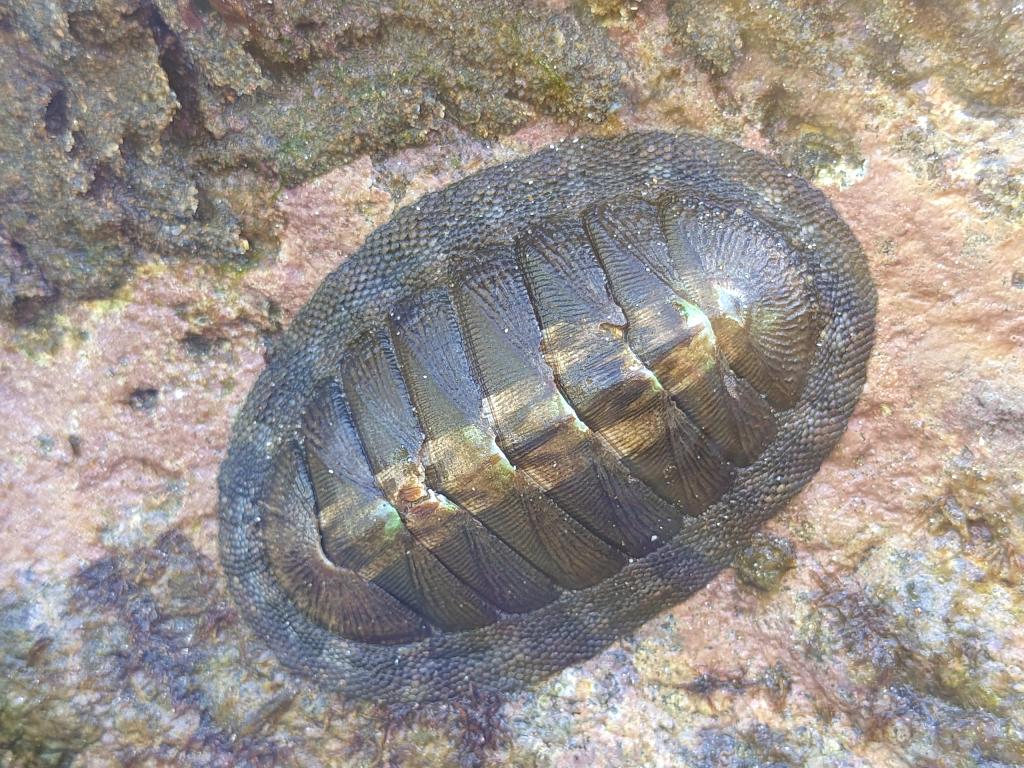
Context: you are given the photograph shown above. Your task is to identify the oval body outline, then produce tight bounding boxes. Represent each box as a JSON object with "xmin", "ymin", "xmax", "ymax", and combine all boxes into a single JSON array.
[{"xmin": 217, "ymin": 131, "xmax": 876, "ymax": 701}]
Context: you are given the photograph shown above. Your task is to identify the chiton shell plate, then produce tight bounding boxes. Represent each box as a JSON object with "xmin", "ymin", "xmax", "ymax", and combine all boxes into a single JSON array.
[{"xmin": 217, "ymin": 131, "xmax": 876, "ymax": 701}]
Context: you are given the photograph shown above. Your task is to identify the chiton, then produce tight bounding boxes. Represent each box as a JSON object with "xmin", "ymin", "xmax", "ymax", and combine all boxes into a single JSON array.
[{"xmin": 218, "ymin": 131, "xmax": 876, "ymax": 701}]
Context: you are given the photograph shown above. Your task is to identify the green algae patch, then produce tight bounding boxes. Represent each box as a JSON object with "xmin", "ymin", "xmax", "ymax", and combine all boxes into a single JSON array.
[
  {"xmin": 733, "ymin": 532, "xmax": 797, "ymax": 593},
  {"xmin": 208, "ymin": 1, "xmax": 622, "ymax": 185}
]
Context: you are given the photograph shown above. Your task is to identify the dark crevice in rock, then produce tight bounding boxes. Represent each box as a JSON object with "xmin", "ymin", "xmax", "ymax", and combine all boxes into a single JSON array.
[
  {"xmin": 138, "ymin": 3, "xmax": 206, "ymax": 143},
  {"xmin": 43, "ymin": 88, "xmax": 69, "ymax": 137},
  {"xmin": 1, "ymin": 233, "xmax": 58, "ymax": 326},
  {"xmin": 127, "ymin": 387, "xmax": 161, "ymax": 411},
  {"xmin": 11, "ymin": 292, "xmax": 59, "ymax": 327},
  {"xmin": 85, "ymin": 161, "xmax": 119, "ymax": 201},
  {"xmin": 183, "ymin": 328, "xmax": 236, "ymax": 359},
  {"xmin": 68, "ymin": 129, "xmax": 85, "ymax": 159},
  {"xmin": 193, "ymin": 184, "xmax": 216, "ymax": 223}
]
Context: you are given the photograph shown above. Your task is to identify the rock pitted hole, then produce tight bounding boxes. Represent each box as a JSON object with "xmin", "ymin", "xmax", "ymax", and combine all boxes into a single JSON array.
[{"xmin": 44, "ymin": 89, "xmax": 69, "ymax": 137}]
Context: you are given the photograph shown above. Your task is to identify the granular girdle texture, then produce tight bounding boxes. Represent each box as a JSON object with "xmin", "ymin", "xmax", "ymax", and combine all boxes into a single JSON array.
[{"xmin": 218, "ymin": 131, "xmax": 876, "ymax": 701}]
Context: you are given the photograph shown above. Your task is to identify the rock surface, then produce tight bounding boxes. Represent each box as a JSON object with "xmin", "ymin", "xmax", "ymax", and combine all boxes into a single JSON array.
[{"xmin": 2, "ymin": 1, "xmax": 1022, "ymax": 766}]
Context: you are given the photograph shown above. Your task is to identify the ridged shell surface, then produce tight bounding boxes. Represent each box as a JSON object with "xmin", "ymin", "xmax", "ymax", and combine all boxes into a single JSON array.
[{"xmin": 217, "ymin": 131, "xmax": 876, "ymax": 701}]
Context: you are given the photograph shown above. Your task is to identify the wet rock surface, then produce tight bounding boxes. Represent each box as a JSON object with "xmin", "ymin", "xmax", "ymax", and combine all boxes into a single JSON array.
[
  {"xmin": 2, "ymin": 1, "xmax": 1023, "ymax": 765},
  {"xmin": 0, "ymin": 0, "xmax": 620, "ymax": 325}
]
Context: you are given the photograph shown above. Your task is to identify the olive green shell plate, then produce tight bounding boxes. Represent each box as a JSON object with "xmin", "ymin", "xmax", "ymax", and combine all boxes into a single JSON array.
[{"xmin": 217, "ymin": 131, "xmax": 876, "ymax": 702}]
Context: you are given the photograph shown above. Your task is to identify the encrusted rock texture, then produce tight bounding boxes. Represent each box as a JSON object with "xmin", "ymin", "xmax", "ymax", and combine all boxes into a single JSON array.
[{"xmin": 1, "ymin": 0, "xmax": 1022, "ymax": 765}]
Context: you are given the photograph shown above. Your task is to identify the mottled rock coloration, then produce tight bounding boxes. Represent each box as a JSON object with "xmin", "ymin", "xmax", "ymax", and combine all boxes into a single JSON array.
[
  {"xmin": 1, "ymin": 0, "xmax": 1022, "ymax": 765},
  {"xmin": 0, "ymin": 0, "xmax": 620, "ymax": 325}
]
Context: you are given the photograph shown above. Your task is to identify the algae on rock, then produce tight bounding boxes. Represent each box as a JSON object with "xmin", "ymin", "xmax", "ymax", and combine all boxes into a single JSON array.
[{"xmin": 0, "ymin": 0, "xmax": 622, "ymax": 325}]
